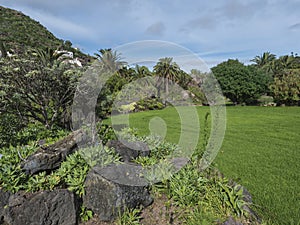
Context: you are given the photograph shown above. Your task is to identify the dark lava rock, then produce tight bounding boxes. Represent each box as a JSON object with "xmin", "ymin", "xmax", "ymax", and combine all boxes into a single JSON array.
[
  {"xmin": 221, "ymin": 216, "xmax": 244, "ymax": 225},
  {"xmin": 0, "ymin": 189, "xmax": 11, "ymax": 224},
  {"xmin": 83, "ymin": 165, "xmax": 153, "ymax": 222},
  {"xmin": 107, "ymin": 140, "xmax": 150, "ymax": 162},
  {"xmin": 169, "ymin": 157, "xmax": 189, "ymax": 170},
  {"xmin": 21, "ymin": 129, "xmax": 87, "ymax": 175},
  {"xmin": 3, "ymin": 189, "xmax": 78, "ymax": 225}
]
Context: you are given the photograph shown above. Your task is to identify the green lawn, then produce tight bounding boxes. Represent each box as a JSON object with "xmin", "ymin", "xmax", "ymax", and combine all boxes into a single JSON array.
[{"xmin": 107, "ymin": 106, "xmax": 300, "ymax": 225}]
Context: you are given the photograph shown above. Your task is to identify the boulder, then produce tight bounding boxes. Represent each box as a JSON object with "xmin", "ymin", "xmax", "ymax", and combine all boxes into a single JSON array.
[
  {"xmin": 107, "ymin": 140, "xmax": 150, "ymax": 162},
  {"xmin": 0, "ymin": 189, "xmax": 11, "ymax": 224},
  {"xmin": 221, "ymin": 217, "xmax": 243, "ymax": 225},
  {"xmin": 21, "ymin": 129, "xmax": 87, "ymax": 175},
  {"xmin": 83, "ymin": 165, "xmax": 153, "ymax": 221},
  {"xmin": 169, "ymin": 157, "xmax": 189, "ymax": 170},
  {"xmin": 3, "ymin": 189, "xmax": 78, "ymax": 225}
]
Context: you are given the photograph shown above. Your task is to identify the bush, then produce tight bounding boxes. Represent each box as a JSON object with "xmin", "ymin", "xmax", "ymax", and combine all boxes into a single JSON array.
[
  {"xmin": 135, "ymin": 97, "xmax": 165, "ymax": 111},
  {"xmin": 0, "ymin": 55, "xmax": 81, "ymax": 129},
  {"xmin": 16, "ymin": 123, "xmax": 68, "ymax": 146},
  {"xmin": 0, "ymin": 113, "xmax": 24, "ymax": 148},
  {"xmin": 96, "ymin": 123, "xmax": 117, "ymax": 145},
  {"xmin": 270, "ymin": 69, "xmax": 300, "ymax": 106}
]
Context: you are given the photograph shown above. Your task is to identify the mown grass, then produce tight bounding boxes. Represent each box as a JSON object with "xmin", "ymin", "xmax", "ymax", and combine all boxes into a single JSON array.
[{"xmin": 106, "ymin": 106, "xmax": 300, "ymax": 225}]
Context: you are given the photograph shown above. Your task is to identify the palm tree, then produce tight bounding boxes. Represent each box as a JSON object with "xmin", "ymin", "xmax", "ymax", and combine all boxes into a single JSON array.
[
  {"xmin": 95, "ymin": 49, "xmax": 126, "ymax": 72},
  {"xmin": 135, "ymin": 65, "xmax": 152, "ymax": 78},
  {"xmin": 153, "ymin": 57, "xmax": 180, "ymax": 97},
  {"xmin": 277, "ymin": 55, "xmax": 295, "ymax": 69},
  {"xmin": 268, "ymin": 54, "xmax": 297, "ymax": 76},
  {"xmin": 133, "ymin": 65, "xmax": 157, "ymax": 96},
  {"xmin": 251, "ymin": 52, "xmax": 276, "ymax": 69}
]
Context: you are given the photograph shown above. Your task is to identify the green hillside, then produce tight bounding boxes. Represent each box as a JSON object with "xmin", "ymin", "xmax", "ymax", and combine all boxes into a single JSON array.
[
  {"xmin": 0, "ymin": 6, "xmax": 63, "ymax": 53},
  {"xmin": 0, "ymin": 6, "xmax": 90, "ymax": 61}
]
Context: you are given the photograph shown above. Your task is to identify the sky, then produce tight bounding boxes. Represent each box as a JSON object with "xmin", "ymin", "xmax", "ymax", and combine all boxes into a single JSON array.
[{"xmin": 1, "ymin": 0, "xmax": 300, "ymax": 67}]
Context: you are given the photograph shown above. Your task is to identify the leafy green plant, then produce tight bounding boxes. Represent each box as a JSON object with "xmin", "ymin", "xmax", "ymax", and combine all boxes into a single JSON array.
[
  {"xmin": 167, "ymin": 164, "xmax": 208, "ymax": 206},
  {"xmin": 56, "ymin": 151, "xmax": 89, "ymax": 197},
  {"xmin": 133, "ymin": 155, "xmax": 157, "ymax": 167},
  {"xmin": 0, "ymin": 144, "xmax": 37, "ymax": 165},
  {"xmin": 0, "ymin": 144, "xmax": 37, "ymax": 192},
  {"xmin": 25, "ymin": 171, "xmax": 48, "ymax": 192},
  {"xmin": 46, "ymin": 173, "xmax": 62, "ymax": 190},
  {"xmin": 117, "ymin": 127, "xmax": 250, "ymax": 221},
  {"xmin": 0, "ymin": 164, "xmax": 27, "ymax": 193},
  {"xmin": 80, "ymin": 205, "xmax": 93, "ymax": 222},
  {"xmin": 96, "ymin": 123, "xmax": 116, "ymax": 145},
  {"xmin": 0, "ymin": 147, "xmax": 88, "ymax": 194},
  {"xmin": 116, "ymin": 207, "xmax": 142, "ymax": 225},
  {"xmin": 143, "ymin": 159, "xmax": 175, "ymax": 186},
  {"xmin": 79, "ymin": 144, "xmax": 121, "ymax": 168},
  {"xmin": 16, "ymin": 123, "xmax": 68, "ymax": 146},
  {"xmin": 217, "ymin": 181, "xmax": 246, "ymax": 217},
  {"xmin": 0, "ymin": 133, "xmax": 122, "ymax": 195},
  {"xmin": 127, "ymin": 133, "xmax": 181, "ymax": 166},
  {"xmin": 182, "ymin": 205, "xmax": 216, "ymax": 225},
  {"xmin": 0, "ymin": 54, "xmax": 81, "ymax": 130}
]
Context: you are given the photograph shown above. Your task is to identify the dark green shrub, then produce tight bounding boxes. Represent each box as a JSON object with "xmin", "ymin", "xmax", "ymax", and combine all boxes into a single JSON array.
[
  {"xmin": 0, "ymin": 113, "xmax": 25, "ymax": 147},
  {"xmin": 96, "ymin": 123, "xmax": 117, "ymax": 145},
  {"xmin": 16, "ymin": 123, "xmax": 68, "ymax": 146}
]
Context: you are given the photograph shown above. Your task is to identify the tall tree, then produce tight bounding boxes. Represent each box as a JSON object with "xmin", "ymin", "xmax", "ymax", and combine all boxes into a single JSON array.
[
  {"xmin": 0, "ymin": 50, "xmax": 81, "ymax": 129},
  {"xmin": 270, "ymin": 69, "xmax": 300, "ymax": 105},
  {"xmin": 95, "ymin": 49, "xmax": 126, "ymax": 72},
  {"xmin": 153, "ymin": 57, "xmax": 180, "ymax": 96},
  {"xmin": 135, "ymin": 65, "xmax": 152, "ymax": 78},
  {"xmin": 268, "ymin": 54, "xmax": 300, "ymax": 76},
  {"xmin": 94, "ymin": 49, "xmax": 129, "ymax": 118},
  {"xmin": 251, "ymin": 52, "xmax": 276, "ymax": 68},
  {"xmin": 212, "ymin": 59, "xmax": 270, "ymax": 104},
  {"xmin": 251, "ymin": 52, "xmax": 277, "ymax": 74}
]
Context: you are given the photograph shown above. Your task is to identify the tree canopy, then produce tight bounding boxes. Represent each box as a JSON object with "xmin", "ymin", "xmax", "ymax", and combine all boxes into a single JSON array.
[{"xmin": 211, "ymin": 59, "xmax": 270, "ymax": 104}]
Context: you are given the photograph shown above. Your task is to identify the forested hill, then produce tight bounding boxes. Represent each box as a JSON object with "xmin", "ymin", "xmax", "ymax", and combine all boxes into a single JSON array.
[{"xmin": 0, "ymin": 6, "xmax": 89, "ymax": 60}]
